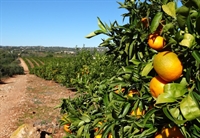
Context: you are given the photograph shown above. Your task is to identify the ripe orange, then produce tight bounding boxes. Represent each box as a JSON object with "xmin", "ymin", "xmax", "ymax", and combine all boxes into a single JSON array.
[
  {"xmin": 108, "ymin": 133, "xmax": 113, "ymax": 138},
  {"xmin": 153, "ymin": 51, "xmax": 183, "ymax": 82},
  {"xmin": 114, "ymin": 85, "xmax": 125, "ymax": 94},
  {"xmin": 95, "ymin": 134, "xmax": 112, "ymax": 138},
  {"xmin": 127, "ymin": 89, "xmax": 139, "ymax": 97},
  {"xmin": 148, "ymin": 34, "xmax": 165, "ymax": 51},
  {"xmin": 130, "ymin": 108, "xmax": 145, "ymax": 118},
  {"xmin": 149, "ymin": 76, "xmax": 168, "ymax": 98},
  {"xmin": 94, "ymin": 122, "xmax": 103, "ymax": 132},
  {"xmin": 155, "ymin": 134, "xmax": 162, "ymax": 138},
  {"xmin": 95, "ymin": 134, "xmax": 102, "ymax": 138},
  {"xmin": 154, "ymin": 125, "xmax": 184, "ymax": 138},
  {"xmin": 63, "ymin": 124, "xmax": 72, "ymax": 133}
]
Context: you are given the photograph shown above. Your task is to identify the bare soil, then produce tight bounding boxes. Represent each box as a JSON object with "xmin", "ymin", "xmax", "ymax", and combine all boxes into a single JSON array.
[{"xmin": 0, "ymin": 58, "xmax": 76, "ymax": 138}]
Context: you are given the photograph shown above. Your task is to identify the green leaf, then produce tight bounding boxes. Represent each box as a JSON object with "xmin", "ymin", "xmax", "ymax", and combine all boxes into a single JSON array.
[
  {"xmin": 112, "ymin": 92, "xmax": 126, "ymax": 101},
  {"xmin": 190, "ymin": 10, "xmax": 198, "ymax": 19},
  {"xmin": 129, "ymin": 58, "xmax": 141, "ymax": 65},
  {"xmin": 156, "ymin": 92, "xmax": 176, "ymax": 104},
  {"xmin": 97, "ymin": 17, "xmax": 107, "ymax": 33},
  {"xmin": 128, "ymin": 40, "xmax": 136, "ymax": 59},
  {"xmin": 196, "ymin": 15, "xmax": 200, "ymax": 34},
  {"xmin": 85, "ymin": 30, "xmax": 105, "ymax": 38},
  {"xmin": 111, "ymin": 109, "xmax": 118, "ymax": 119},
  {"xmin": 180, "ymin": 92, "xmax": 200, "ymax": 121},
  {"xmin": 192, "ymin": 50, "xmax": 200, "ymax": 64},
  {"xmin": 150, "ymin": 12, "xmax": 163, "ymax": 33},
  {"xmin": 162, "ymin": 2, "xmax": 176, "ymax": 19},
  {"xmin": 80, "ymin": 114, "xmax": 91, "ymax": 123},
  {"xmin": 196, "ymin": 80, "xmax": 200, "ymax": 92},
  {"xmin": 186, "ymin": 14, "xmax": 194, "ymax": 34},
  {"xmin": 156, "ymin": 83, "xmax": 187, "ymax": 104},
  {"xmin": 141, "ymin": 62, "xmax": 153, "ymax": 76},
  {"xmin": 177, "ymin": 14, "xmax": 187, "ymax": 30},
  {"xmin": 103, "ymin": 93, "xmax": 110, "ymax": 107},
  {"xmin": 162, "ymin": 0, "xmax": 169, "ymax": 4},
  {"xmin": 78, "ymin": 120, "xmax": 85, "ymax": 127},
  {"xmin": 77, "ymin": 125, "xmax": 85, "ymax": 138},
  {"xmin": 176, "ymin": 6, "xmax": 189, "ymax": 16},
  {"xmin": 169, "ymin": 107, "xmax": 180, "ymax": 118},
  {"xmin": 142, "ymin": 108, "xmax": 157, "ymax": 127},
  {"xmin": 139, "ymin": 127, "xmax": 158, "ymax": 137},
  {"xmin": 163, "ymin": 107, "xmax": 187, "ymax": 125},
  {"xmin": 162, "ymin": 23, "xmax": 174, "ymax": 33},
  {"xmin": 102, "ymin": 124, "xmax": 113, "ymax": 138},
  {"xmin": 179, "ymin": 33, "xmax": 195, "ymax": 48},
  {"xmin": 118, "ymin": 102, "xmax": 131, "ymax": 118},
  {"xmin": 164, "ymin": 83, "xmax": 187, "ymax": 98},
  {"xmin": 180, "ymin": 77, "xmax": 188, "ymax": 86},
  {"xmin": 125, "ymin": 42, "xmax": 130, "ymax": 54},
  {"xmin": 122, "ymin": 65, "xmax": 135, "ymax": 73}
]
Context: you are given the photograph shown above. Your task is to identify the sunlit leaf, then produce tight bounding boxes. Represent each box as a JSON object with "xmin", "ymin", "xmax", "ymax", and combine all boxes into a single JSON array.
[
  {"xmin": 179, "ymin": 33, "xmax": 195, "ymax": 48},
  {"xmin": 162, "ymin": 2, "xmax": 176, "ymax": 19},
  {"xmin": 85, "ymin": 30, "xmax": 105, "ymax": 38},
  {"xmin": 164, "ymin": 83, "xmax": 187, "ymax": 98},
  {"xmin": 156, "ymin": 83, "xmax": 187, "ymax": 104},
  {"xmin": 97, "ymin": 17, "xmax": 107, "ymax": 33},
  {"xmin": 169, "ymin": 107, "xmax": 180, "ymax": 118},
  {"xmin": 141, "ymin": 62, "xmax": 153, "ymax": 76},
  {"xmin": 180, "ymin": 92, "xmax": 200, "ymax": 121}
]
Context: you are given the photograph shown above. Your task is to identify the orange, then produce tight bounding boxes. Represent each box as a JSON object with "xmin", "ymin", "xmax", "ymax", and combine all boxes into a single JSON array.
[
  {"xmin": 153, "ymin": 51, "xmax": 183, "ymax": 82},
  {"xmin": 130, "ymin": 108, "xmax": 145, "ymax": 118},
  {"xmin": 95, "ymin": 134, "xmax": 102, "ymax": 138},
  {"xmin": 94, "ymin": 127, "xmax": 99, "ymax": 132},
  {"xmin": 148, "ymin": 34, "xmax": 165, "ymax": 51},
  {"xmin": 108, "ymin": 133, "xmax": 113, "ymax": 138},
  {"xmin": 63, "ymin": 124, "xmax": 72, "ymax": 133},
  {"xmin": 149, "ymin": 76, "xmax": 168, "ymax": 98},
  {"xmin": 141, "ymin": 17, "xmax": 149, "ymax": 28},
  {"xmin": 95, "ymin": 134, "xmax": 112, "ymax": 138},
  {"xmin": 155, "ymin": 134, "xmax": 162, "ymax": 138},
  {"xmin": 114, "ymin": 85, "xmax": 125, "ymax": 94},
  {"xmin": 154, "ymin": 125, "xmax": 184, "ymax": 138},
  {"xmin": 127, "ymin": 89, "xmax": 139, "ymax": 97},
  {"xmin": 94, "ymin": 122, "xmax": 103, "ymax": 132}
]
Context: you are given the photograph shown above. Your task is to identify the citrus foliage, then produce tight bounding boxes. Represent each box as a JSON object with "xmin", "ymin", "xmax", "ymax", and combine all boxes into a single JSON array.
[
  {"xmin": 24, "ymin": 49, "xmax": 120, "ymax": 91},
  {"xmin": 57, "ymin": 0, "xmax": 200, "ymax": 137}
]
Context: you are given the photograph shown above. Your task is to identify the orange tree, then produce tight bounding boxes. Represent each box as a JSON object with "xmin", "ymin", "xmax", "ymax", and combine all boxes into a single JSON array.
[{"xmin": 58, "ymin": 0, "xmax": 200, "ymax": 137}]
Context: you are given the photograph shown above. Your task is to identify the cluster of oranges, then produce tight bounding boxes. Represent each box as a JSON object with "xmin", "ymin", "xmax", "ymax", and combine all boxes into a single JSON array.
[
  {"xmin": 74, "ymin": 17, "xmax": 184, "ymax": 138},
  {"xmin": 155, "ymin": 125, "xmax": 185, "ymax": 138},
  {"xmin": 149, "ymin": 51, "xmax": 183, "ymax": 98},
  {"xmin": 141, "ymin": 18, "xmax": 183, "ymax": 98},
  {"xmin": 142, "ymin": 17, "xmax": 184, "ymax": 138},
  {"xmin": 114, "ymin": 87, "xmax": 145, "ymax": 118}
]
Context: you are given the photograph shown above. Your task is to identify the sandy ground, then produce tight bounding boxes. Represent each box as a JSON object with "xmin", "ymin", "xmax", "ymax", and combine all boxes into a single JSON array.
[{"xmin": 0, "ymin": 58, "xmax": 75, "ymax": 138}]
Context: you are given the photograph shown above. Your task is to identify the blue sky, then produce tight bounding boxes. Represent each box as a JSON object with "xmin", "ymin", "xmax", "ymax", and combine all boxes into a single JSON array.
[{"xmin": 0, "ymin": 0, "xmax": 181, "ymax": 47}]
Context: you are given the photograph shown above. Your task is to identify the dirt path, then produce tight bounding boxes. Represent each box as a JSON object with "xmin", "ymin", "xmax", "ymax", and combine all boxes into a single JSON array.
[{"xmin": 0, "ymin": 58, "xmax": 75, "ymax": 138}]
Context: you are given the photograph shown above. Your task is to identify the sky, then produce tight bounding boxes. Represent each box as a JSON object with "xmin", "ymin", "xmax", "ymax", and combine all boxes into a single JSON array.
[{"xmin": 0, "ymin": 0, "xmax": 181, "ymax": 47}]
